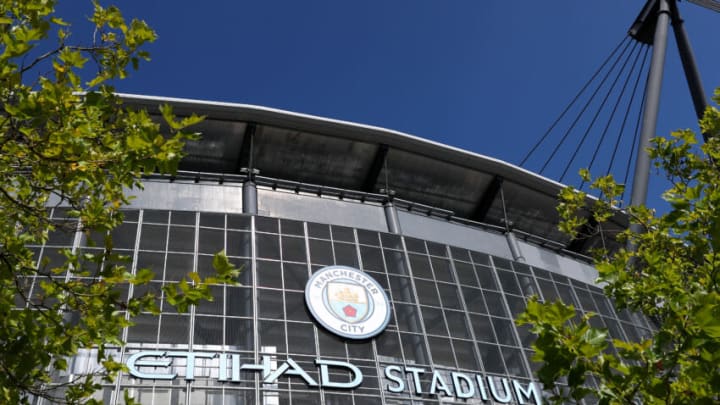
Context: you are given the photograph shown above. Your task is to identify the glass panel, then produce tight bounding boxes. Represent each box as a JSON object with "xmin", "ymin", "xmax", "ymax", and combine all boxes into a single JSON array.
[
  {"xmin": 280, "ymin": 219, "xmax": 304, "ymax": 236},
  {"xmin": 258, "ymin": 288, "xmax": 284, "ymax": 320},
  {"xmin": 309, "ymin": 239, "xmax": 333, "ymax": 265},
  {"xmin": 226, "ymin": 230, "xmax": 251, "ymax": 257},
  {"xmin": 331, "ymin": 225, "xmax": 355, "ymax": 243},
  {"xmin": 198, "ymin": 228, "xmax": 224, "ymax": 254},
  {"xmin": 168, "ymin": 226, "xmax": 195, "ymax": 252},
  {"xmin": 170, "ymin": 211, "xmax": 196, "ymax": 226},
  {"xmin": 427, "ymin": 336, "xmax": 455, "ymax": 367},
  {"xmin": 286, "ymin": 322, "xmax": 316, "ymax": 355},
  {"xmin": 255, "ymin": 216, "xmax": 278, "ymax": 233},
  {"xmin": 360, "ymin": 246, "xmax": 384, "ymax": 272},
  {"xmin": 307, "ymin": 222, "xmax": 330, "ymax": 239},
  {"xmin": 333, "ymin": 242, "xmax": 358, "ymax": 267},
  {"xmin": 437, "ymin": 283, "xmax": 462, "ymax": 310},
  {"xmin": 257, "ymin": 260, "xmax": 283, "ymax": 289},
  {"xmin": 462, "ymin": 287, "xmax": 487, "ymax": 314},
  {"xmin": 285, "ymin": 291, "xmax": 311, "ymax": 322},
  {"xmin": 453, "ymin": 339, "xmax": 480, "ymax": 370},
  {"xmin": 478, "ymin": 343, "xmax": 506, "ymax": 374},
  {"xmin": 408, "ymin": 254, "xmax": 433, "ymax": 279},
  {"xmin": 454, "ymin": 261, "xmax": 477, "ymax": 287},
  {"xmin": 421, "ymin": 306, "xmax": 448, "ymax": 336},
  {"xmin": 281, "ymin": 236, "xmax": 306, "ymax": 263},
  {"xmin": 414, "ymin": 279, "xmax": 440, "ymax": 307},
  {"xmin": 445, "ymin": 310, "xmax": 470, "ymax": 339},
  {"xmin": 227, "ymin": 214, "xmax": 251, "ymax": 230},
  {"xmin": 140, "ymin": 224, "xmax": 167, "ymax": 251},
  {"xmin": 199, "ymin": 212, "xmax": 225, "ymax": 228},
  {"xmin": 401, "ymin": 333, "xmax": 429, "ymax": 364},
  {"xmin": 256, "ymin": 233, "xmax": 280, "ymax": 260},
  {"xmin": 283, "ymin": 262, "xmax": 308, "ymax": 291},
  {"xmin": 475, "ymin": 265, "xmax": 498, "ymax": 290},
  {"xmin": 430, "ymin": 258, "xmax": 453, "ymax": 282},
  {"xmin": 159, "ymin": 314, "xmax": 190, "ymax": 344},
  {"xmin": 165, "ymin": 253, "xmax": 194, "ymax": 282},
  {"xmin": 497, "ymin": 270, "xmax": 521, "ymax": 295},
  {"xmin": 110, "ymin": 223, "xmax": 137, "ymax": 250},
  {"xmin": 259, "ymin": 320, "xmax": 287, "ymax": 353},
  {"xmin": 194, "ymin": 315, "xmax": 223, "ymax": 345},
  {"xmin": 225, "ymin": 318, "xmax": 254, "ymax": 350},
  {"xmin": 491, "ymin": 317, "xmax": 517, "ymax": 346},
  {"xmin": 226, "ymin": 287, "xmax": 252, "ymax": 317},
  {"xmin": 469, "ymin": 314, "xmax": 496, "ymax": 343},
  {"xmin": 143, "ymin": 209, "xmax": 168, "ymax": 224}
]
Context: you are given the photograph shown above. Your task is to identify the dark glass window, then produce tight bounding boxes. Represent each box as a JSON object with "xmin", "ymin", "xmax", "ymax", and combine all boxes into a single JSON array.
[
  {"xmin": 454, "ymin": 261, "xmax": 477, "ymax": 287},
  {"xmin": 226, "ymin": 318, "xmax": 254, "ymax": 351},
  {"xmin": 307, "ymin": 222, "xmax": 330, "ymax": 239},
  {"xmin": 502, "ymin": 347, "xmax": 528, "ymax": 377},
  {"xmin": 483, "ymin": 290, "xmax": 508, "ymax": 317},
  {"xmin": 430, "ymin": 257, "xmax": 453, "ymax": 282},
  {"xmin": 317, "ymin": 327, "xmax": 347, "ymax": 358},
  {"xmin": 356, "ymin": 229, "xmax": 379, "ymax": 246},
  {"xmin": 383, "ymin": 250, "xmax": 409, "ymax": 276},
  {"xmin": 168, "ymin": 226, "xmax": 195, "ymax": 252},
  {"xmin": 258, "ymin": 320, "xmax": 286, "ymax": 353},
  {"xmin": 401, "ymin": 333, "xmax": 429, "ymax": 364},
  {"xmin": 164, "ymin": 254, "xmax": 193, "ymax": 282},
  {"xmin": 136, "ymin": 252, "xmax": 165, "ymax": 280},
  {"xmin": 375, "ymin": 330, "xmax": 402, "ymax": 360},
  {"xmin": 427, "ymin": 336, "xmax": 455, "ymax": 367},
  {"xmin": 226, "ymin": 287, "xmax": 252, "ymax": 317},
  {"xmin": 196, "ymin": 286, "xmax": 224, "ymax": 315},
  {"xmin": 445, "ymin": 310, "xmax": 470, "ymax": 339},
  {"xmin": 255, "ymin": 216, "xmax": 278, "ymax": 233},
  {"xmin": 437, "ymin": 283, "xmax": 462, "ymax": 310},
  {"xmin": 226, "ymin": 230, "xmax": 251, "ymax": 257},
  {"xmin": 127, "ymin": 314, "xmax": 158, "ymax": 343},
  {"xmin": 193, "ymin": 315, "xmax": 223, "ymax": 345},
  {"xmin": 140, "ymin": 224, "xmax": 167, "ymax": 251},
  {"xmin": 475, "ymin": 266, "xmax": 498, "ymax": 290},
  {"xmin": 333, "ymin": 242, "xmax": 358, "ymax": 267},
  {"xmin": 283, "ymin": 262, "xmax": 308, "ymax": 291},
  {"xmin": 309, "ymin": 239, "xmax": 333, "ymax": 265},
  {"xmin": 478, "ymin": 343, "xmax": 506, "ymax": 374},
  {"xmin": 414, "ymin": 279, "xmax": 440, "ymax": 307},
  {"xmin": 198, "ymin": 228, "xmax": 224, "ymax": 254},
  {"xmin": 497, "ymin": 270, "xmax": 521, "ymax": 295},
  {"xmin": 285, "ymin": 291, "xmax": 311, "ymax": 322},
  {"xmin": 421, "ymin": 306, "xmax": 448, "ymax": 336},
  {"xmin": 142, "ymin": 209, "xmax": 168, "ymax": 224},
  {"xmin": 492, "ymin": 317, "xmax": 517, "ymax": 345},
  {"xmin": 256, "ymin": 233, "xmax": 280, "ymax": 260},
  {"xmin": 470, "ymin": 251, "xmax": 490, "ymax": 266},
  {"xmin": 360, "ymin": 246, "xmax": 384, "ymax": 272},
  {"xmin": 426, "ymin": 242, "xmax": 447, "ymax": 257},
  {"xmin": 395, "ymin": 303, "xmax": 423, "ymax": 333},
  {"xmin": 110, "ymin": 223, "xmax": 137, "ymax": 250},
  {"xmin": 257, "ymin": 260, "xmax": 283, "ymax": 289},
  {"xmin": 453, "ymin": 339, "xmax": 480, "ymax": 370},
  {"xmin": 227, "ymin": 214, "xmax": 251, "ymax": 230},
  {"xmin": 280, "ymin": 219, "xmax": 304, "ymax": 236},
  {"xmin": 388, "ymin": 276, "xmax": 415, "ymax": 303},
  {"xmin": 159, "ymin": 314, "xmax": 190, "ymax": 344},
  {"xmin": 404, "ymin": 238, "xmax": 427, "ymax": 254},
  {"xmin": 281, "ymin": 236, "xmax": 306, "ymax": 263},
  {"xmin": 331, "ymin": 225, "xmax": 354, "ymax": 243},
  {"xmin": 286, "ymin": 322, "xmax": 316, "ymax": 355},
  {"xmin": 408, "ymin": 254, "xmax": 433, "ymax": 279},
  {"xmin": 199, "ymin": 213, "xmax": 224, "ymax": 228},
  {"xmin": 170, "ymin": 211, "xmax": 195, "ymax": 226},
  {"xmin": 462, "ymin": 287, "xmax": 487, "ymax": 314}
]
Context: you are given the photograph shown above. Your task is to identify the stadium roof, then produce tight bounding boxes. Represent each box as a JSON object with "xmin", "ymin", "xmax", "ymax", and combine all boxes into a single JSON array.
[{"xmin": 122, "ymin": 94, "xmax": 628, "ymax": 258}]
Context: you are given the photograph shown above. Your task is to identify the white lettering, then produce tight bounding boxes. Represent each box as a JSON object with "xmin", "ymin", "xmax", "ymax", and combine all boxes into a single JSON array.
[
  {"xmin": 513, "ymin": 380, "xmax": 543, "ymax": 405},
  {"xmin": 384, "ymin": 365, "xmax": 405, "ymax": 393},
  {"xmin": 429, "ymin": 371, "xmax": 452, "ymax": 396},
  {"xmin": 451, "ymin": 372, "xmax": 475, "ymax": 399},
  {"xmin": 127, "ymin": 351, "xmax": 175, "ymax": 380},
  {"xmin": 405, "ymin": 367, "xmax": 425, "ymax": 394},
  {"xmin": 488, "ymin": 376, "xmax": 512, "ymax": 403},
  {"xmin": 317, "ymin": 359, "xmax": 362, "ymax": 388}
]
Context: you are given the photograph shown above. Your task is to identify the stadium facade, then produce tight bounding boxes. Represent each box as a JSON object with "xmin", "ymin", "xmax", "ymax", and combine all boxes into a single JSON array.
[{"xmin": 38, "ymin": 95, "xmax": 652, "ymax": 404}]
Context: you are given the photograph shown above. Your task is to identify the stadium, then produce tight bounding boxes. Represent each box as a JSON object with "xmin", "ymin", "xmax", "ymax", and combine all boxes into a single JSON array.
[{"xmin": 42, "ymin": 94, "xmax": 653, "ymax": 405}]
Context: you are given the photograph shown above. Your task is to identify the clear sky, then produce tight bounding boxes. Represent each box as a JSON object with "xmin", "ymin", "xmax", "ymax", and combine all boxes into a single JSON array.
[{"xmin": 60, "ymin": 1, "xmax": 720, "ymax": 209}]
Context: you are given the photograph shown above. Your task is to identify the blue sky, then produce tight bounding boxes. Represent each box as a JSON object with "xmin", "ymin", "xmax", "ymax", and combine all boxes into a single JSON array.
[{"xmin": 61, "ymin": 1, "xmax": 720, "ymax": 209}]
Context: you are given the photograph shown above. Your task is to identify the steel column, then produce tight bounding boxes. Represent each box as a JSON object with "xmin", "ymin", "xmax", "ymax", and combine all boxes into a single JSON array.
[{"xmin": 629, "ymin": 0, "xmax": 670, "ymax": 210}]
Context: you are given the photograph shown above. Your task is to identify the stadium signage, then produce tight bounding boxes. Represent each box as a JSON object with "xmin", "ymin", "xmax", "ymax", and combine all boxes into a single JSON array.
[
  {"xmin": 126, "ymin": 352, "xmax": 542, "ymax": 404},
  {"xmin": 305, "ymin": 265, "xmax": 391, "ymax": 339}
]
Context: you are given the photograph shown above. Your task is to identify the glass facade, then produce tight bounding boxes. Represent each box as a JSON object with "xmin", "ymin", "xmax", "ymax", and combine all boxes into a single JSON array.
[{"xmin": 24, "ymin": 207, "xmax": 653, "ymax": 405}]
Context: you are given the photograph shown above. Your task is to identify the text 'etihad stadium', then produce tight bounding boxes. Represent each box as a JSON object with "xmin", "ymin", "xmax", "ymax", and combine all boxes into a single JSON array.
[{"xmin": 127, "ymin": 352, "xmax": 542, "ymax": 404}]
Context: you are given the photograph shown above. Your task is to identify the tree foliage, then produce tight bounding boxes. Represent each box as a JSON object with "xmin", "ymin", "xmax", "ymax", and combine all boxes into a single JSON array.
[
  {"xmin": 0, "ymin": 1, "xmax": 239, "ymax": 403},
  {"xmin": 518, "ymin": 88, "xmax": 720, "ymax": 404}
]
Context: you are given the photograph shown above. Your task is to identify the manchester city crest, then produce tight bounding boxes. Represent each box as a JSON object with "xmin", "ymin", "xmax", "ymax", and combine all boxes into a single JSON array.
[{"xmin": 305, "ymin": 266, "xmax": 390, "ymax": 339}]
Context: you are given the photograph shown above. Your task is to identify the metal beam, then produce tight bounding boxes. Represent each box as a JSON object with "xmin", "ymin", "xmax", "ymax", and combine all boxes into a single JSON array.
[
  {"xmin": 630, "ymin": 0, "xmax": 670, "ymax": 209},
  {"xmin": 669, "ymin": 0, "xmax": 710, "ymax": 140},
  {"xmin": 472, "ymin": 176, "xmax": 503, "ymax": 223},
  {"xmin": 361, "ymin": 144, "xmax": 389, "ymax": 193},
  {"xmin": 235, "ymin": 123, "xmax": 257, "ymax": 173}
]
